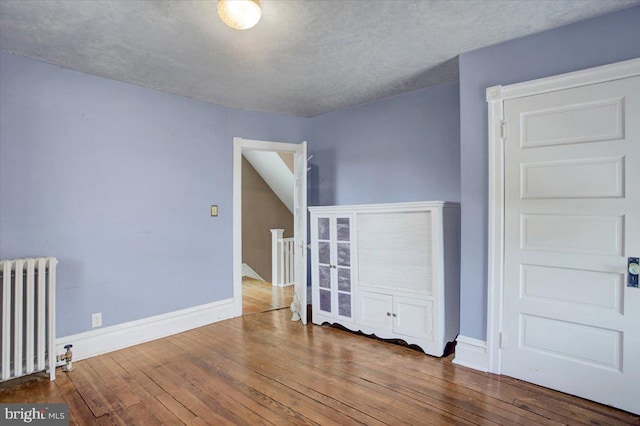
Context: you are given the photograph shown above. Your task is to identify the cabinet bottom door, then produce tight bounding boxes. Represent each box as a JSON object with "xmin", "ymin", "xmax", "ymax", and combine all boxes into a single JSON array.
[
  {"xmin": 393, "ymin": 296, "xmax": 434, "ymax": 342},
  {"xmin": 357, "ymin": 292, "xmax": 393, "ymax": 331}
]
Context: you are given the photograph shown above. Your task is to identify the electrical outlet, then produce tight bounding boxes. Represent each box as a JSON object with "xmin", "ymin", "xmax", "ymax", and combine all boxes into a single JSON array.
[{"xmin": 91, "ymin": 312, "xmax": 102, "ymax": 328}]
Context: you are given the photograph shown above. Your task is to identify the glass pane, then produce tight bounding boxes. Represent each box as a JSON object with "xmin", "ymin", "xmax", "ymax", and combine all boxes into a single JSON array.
[
  {"xmin": 338, "ymin": 268, "xmax": 350, "ymax": 292},
  {"xmin": 337, "ymin": 218, "xmax": 350, "ymax": 241},
  {"xmin": 319, "ymin": 290, "xmax": 331, "ymax": 312},
  {"xmin": 338, "ymin": 293, "xmax": 351, "ymax": 317},
  {"xmin": 337, "ymin": 243, "xmax": 350, "ymax": 267},
  {"xmin": 318, "ymin": 242, "xmax": 330, "ymax": 265},
  {"xmin": 319, "ymin": 265, "xmax": 331, "ymax": 288},
  {"xmin": 318, "ymin": 218, "xmax": 330, "ymax": 240}
]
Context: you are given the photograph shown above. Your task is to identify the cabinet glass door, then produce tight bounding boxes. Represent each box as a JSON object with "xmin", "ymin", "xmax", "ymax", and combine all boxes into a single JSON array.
[
  {"xmin": 336, "ymin": 217, "xmax": 352, "ymax": 318},
  {"xmin": 317, "ymin": 217, "xmax": 332, "ymax": 313},
  {"xmin": 314, "ymin": 215, "xmax": 353, "ymax": 319}
]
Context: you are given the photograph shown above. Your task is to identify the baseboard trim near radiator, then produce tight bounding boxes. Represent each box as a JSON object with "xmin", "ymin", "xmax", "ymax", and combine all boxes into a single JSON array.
[
  {"xmin": 452, "ymin": 335, "xmax": 489, "ymax": 372},
  {"xmin": 55, "ymin": 298, "xmax": 234, "ymax": 362}
]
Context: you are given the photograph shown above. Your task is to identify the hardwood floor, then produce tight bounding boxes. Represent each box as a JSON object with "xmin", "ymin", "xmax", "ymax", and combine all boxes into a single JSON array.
[
  {"xmin": 242, "ymin": 277, "xmax": 294, "ymax": 315},
  {"xmin": 1, "ymin": 309, "xmax": 638, "ymax": 425}
]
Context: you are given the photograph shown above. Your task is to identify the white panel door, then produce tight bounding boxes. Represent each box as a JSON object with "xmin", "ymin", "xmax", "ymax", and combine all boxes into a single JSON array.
[
  {"xmin": 294, "ymin": 141, "xmax": 308, "ymax": 324},
  {"xmin": 503, "ymin": 75, "xmax": 640, "ymax": 413}
]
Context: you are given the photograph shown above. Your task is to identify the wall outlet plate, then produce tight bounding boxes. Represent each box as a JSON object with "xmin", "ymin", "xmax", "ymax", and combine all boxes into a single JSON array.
[{"xmin": 92, "ymin": 312, "xmax": 102, "ymax": 328}]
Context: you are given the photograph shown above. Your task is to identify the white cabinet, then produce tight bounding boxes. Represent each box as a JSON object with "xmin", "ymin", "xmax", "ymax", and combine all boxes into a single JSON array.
[{"xmin": 310, "ymin": 201, "xmax": 460, "ymax": 356}]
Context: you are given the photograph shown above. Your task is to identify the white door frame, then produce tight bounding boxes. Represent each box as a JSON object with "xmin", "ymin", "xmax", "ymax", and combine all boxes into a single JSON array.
[
  {"xmin": 486, "ymin": 57, "xmax": 640, "ymax": 374},
  {"xmin": 232, "ymin": 136, "xmax": 303, "ymax": 317}
]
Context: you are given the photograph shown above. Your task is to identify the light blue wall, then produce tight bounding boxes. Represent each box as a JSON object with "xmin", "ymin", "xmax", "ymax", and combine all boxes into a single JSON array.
[
  {"xmin": 308, "ymin": 81, "xmax": 461, "ymax": 206},
  {"xmin": 3, "ymin": 5, "xmax": 637, "ymax": 342},
  {"xmin": 0, "ymin": 52, "xmax": 308, "ymax": 336},
  {"xmin": 458, "ymin": 6, "xmax": 640, "ymax": 340}
]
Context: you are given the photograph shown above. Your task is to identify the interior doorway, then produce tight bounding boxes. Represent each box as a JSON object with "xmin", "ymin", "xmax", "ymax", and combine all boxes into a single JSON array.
[
  {"xmin": 240, "ymin": 149, "xmax": 295, "ymax": 314},
  {"xmin": 232, "ymin": 137, "xmax": 308, "ymax": 322}
]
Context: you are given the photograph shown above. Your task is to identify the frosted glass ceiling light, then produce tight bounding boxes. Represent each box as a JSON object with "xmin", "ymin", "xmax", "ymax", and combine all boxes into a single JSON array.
[{"xmin": 218, "ymin": 0, "xmax": 261, "ymax": 30}]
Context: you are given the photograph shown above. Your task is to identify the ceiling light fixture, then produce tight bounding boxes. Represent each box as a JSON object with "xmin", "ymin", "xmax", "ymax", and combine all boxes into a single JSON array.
[{"xmin": 217, "ymin": 0, "xmax": 261, "ymax": 30}]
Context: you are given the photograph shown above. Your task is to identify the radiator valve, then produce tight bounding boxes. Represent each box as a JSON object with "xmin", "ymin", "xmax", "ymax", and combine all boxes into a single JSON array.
[{"xmin": 58, "ymin": 344, "xmax": 74, "ymax": 372}]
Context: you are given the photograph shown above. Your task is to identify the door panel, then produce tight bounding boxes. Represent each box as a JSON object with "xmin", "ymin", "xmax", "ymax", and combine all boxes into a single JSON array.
[
  {"xmin": 519, "ymin": 314, "xmax": 622, "ymax": 371},
  {"xmin": 520, "ymin": 213, "xmax": 623, "ymax": 255},
  {"xmin": 520, "ymin": 264, "xmax": 623, "ymax": 312},
  {"xmin": 503, "ymin": 75, "xmax": 639, "ymax": 414},
  {"xmin": 393, "ymin": 296, "xmax": 433, "ymax": 342},
  {"xmin": 520, "ymin": 156, "xmax": 624, "ymax": 199},
  {"xmin": 520, "ymin": 96, "xmax": 623, "ymax": 148},
  {"xmin": 358, "ymin": 292, "xmax": 392, "ymax": 331}
]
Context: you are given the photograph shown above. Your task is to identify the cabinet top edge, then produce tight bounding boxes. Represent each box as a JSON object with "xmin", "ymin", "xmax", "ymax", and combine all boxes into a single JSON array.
[{"xmin": 308, "ymin": 201, "xmax": 460, "ymax": 213}]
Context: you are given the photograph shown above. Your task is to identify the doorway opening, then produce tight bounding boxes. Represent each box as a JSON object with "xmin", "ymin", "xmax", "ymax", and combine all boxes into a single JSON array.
[
  {"xmin": 241, "ymin": 149, "xmax": 295, "ymax": 314},
  {"xmin": 232, "ymin": 137, "xmax": 308, "ymax": 322}
]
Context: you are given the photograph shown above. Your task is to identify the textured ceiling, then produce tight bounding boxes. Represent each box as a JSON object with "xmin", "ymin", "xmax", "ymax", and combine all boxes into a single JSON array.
[{"xmin": 0, "ymin": 0, "xmax": 637, "ymax": 117}]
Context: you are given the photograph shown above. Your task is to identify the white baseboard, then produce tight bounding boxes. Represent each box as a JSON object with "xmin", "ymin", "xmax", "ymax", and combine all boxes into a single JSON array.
[
  {"xmin": 55, "ymin": 298, "xmax": 234, "ymax": 362},
  {"xmin": 242, "ymin": 263, "xmax": 265, "ymax": 281},
  {"xmin": 453, "ymin": 335, "xmax": 488, "ymax": 372}
]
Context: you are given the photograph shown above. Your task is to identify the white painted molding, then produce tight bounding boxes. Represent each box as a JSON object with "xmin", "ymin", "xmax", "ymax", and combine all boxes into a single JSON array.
[
  {"xmin": 485, "ymin": 58, "xmax": 640, "ymax": 376},
  {"xmin": 501, "ymin": 57, "xmax": 640, "ymax": 101},
  {"xmin": 233, "ymin": 137, "xmax": 243, "ymax": 317},
  {"xmin": 309, "ymin": 201, "xmax": 459, "ymax": 214},
  {"xmin": 485, "ymin": 85, "xmax": 502, "ymax": 102},
  {"xmin": 453, "ymin": 336, "xmax": 488, "ymax": 372},
  {"xmin": 486, "ymin": 86, "xmax": 505, "ymax": 375},
  {"xmin": 242, "ymin": 263, "xmax": 264, "ymax": 281},
  {"xmin": 55, "ymin": 299, "xmax": 233, "ymax": 361}
]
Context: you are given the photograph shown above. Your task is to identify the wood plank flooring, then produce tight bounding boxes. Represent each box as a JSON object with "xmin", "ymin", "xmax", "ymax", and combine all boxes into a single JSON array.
[
  {"xmin": 1, "ymin": 309, "xmax": 638, "ymax": 425},
  {"xmin": 242, "ymin": 277, "xmax": 294, "ymax": 315}
]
